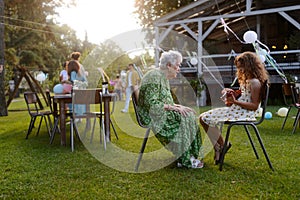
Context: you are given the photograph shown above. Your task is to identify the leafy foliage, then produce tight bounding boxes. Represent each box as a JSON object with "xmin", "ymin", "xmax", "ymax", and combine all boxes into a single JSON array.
[
  {"xmin": 1, "ymin": 0, "xmax": 93, "ymax": 92},
  {"xmin": 134, "ymin": 0, "xmax": 196, "ymax": 28}
]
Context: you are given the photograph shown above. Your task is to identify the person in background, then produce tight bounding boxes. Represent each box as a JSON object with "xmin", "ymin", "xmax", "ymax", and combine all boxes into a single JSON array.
[
  {"xmin": 137, "ymin": 50, "xmax": 204, "ymax": 169},
  {"xmin": 113, "ymin": 74, "xmax": 123, "ymax": 101},
  {"xmin": 70, "ymin": 51, "xmax": 88, "ymax": 80},
  {"xmin": 199, "ymin": 51, "xmax": 269, "ymax": 165},
  {"xmin": 121, "ymin": 64, "xmax": 140, "ymax": 113},
  {"xmin": 67, "ymin": 60, "xmax": 87, "ymax": 84},
  {"xmin": 67, "ymin": 60, "xmax": 88, "ymax": 121},
  {"xmin": 59, "ymin": 61, "xmax": 69, "ymax": 83}
]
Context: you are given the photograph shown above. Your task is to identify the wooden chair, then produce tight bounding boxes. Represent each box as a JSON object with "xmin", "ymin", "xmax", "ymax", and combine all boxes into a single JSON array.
[
  {"xmin": 72, "ymin": 89, "xmax": 119, "ymax": 151},
  {"xmin": 24, "ymin": 92, "xmax": 53, "ymax": 139},
  {"xmin": 71, "ymin": 89, "xmax": 101, "ymax": 151},
  {"xmin": 289, "ymin": 85, "xmax": 300, "ymax": 134},
  {"xmin": 218, "ymin": 81, "xmax": 274, "ymax": 171},
  {"xmin": 90, "ymin": 92, "xmax": 119, "ymax": 145},
  {"xmin": 47, "ymin": 91, "xmax": 77, "ymax": 150},
  {"xmin": 281, "ymin": 83, "xmax": 298, "ymax": 130},
  {"xmin": 132, "ymin": 87, "xmax": 151, "ymax": 172},
  {"xmin": 45, "ymin": 91, "xmax": 61, "ymax": 139}
]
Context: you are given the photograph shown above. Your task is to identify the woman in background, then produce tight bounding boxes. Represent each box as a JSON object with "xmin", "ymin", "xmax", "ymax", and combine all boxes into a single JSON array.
[{"xmin": 67, "ymin": 60, "xmax": 87, "ymax": 84}]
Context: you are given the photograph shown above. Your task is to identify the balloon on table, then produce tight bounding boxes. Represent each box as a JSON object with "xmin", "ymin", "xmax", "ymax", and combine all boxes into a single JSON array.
[
  {"xmin": 264, "ymin": 111, "xmax": 272, "ymax": 119},
  {"xmin": 53, "ymin": 84, "xmax": 64, "ymax": 94},
  {"xmin": 62, "ymin": 83, "xmax": 72, "ymax": 93}
]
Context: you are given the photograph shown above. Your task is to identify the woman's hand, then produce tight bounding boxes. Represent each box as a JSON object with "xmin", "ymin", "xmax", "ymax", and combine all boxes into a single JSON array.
[{"xmin": 172, "ymin": 104, "xmax": 196, "ymax": 116}]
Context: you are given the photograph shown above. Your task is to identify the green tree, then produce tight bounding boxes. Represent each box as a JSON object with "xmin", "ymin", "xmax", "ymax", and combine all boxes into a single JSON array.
[
  {"xmin": 83, "ymin": 39, "xmax": 131, "ymax": 88},
  {"xmin": 134, "ymin": 0, "xmax": 195, "ymax": 28},
  {"xmin": 0, "ymin": 0, "xmax": 7, "ymax": 116},
  {"xmin": 0, "ymin": 0, "xmax": 96, "ymax": 115}
]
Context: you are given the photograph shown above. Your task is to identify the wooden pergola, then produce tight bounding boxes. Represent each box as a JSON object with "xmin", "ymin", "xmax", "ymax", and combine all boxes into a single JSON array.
[{"xmin": 154, "ymin": 0, "xmax": 300, "ymax": 83}]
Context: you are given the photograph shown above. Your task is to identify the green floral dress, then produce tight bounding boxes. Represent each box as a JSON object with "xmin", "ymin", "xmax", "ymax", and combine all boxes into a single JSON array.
[{"xmin": 137, "ymin": 69, "xmax": 202, "ymax": 168}]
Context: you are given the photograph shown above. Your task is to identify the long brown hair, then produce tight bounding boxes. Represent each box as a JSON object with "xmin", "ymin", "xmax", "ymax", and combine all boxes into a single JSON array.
[
  {"xmin": 67, "ymin": 60, "xmax": 80, "ymax": 76},
  {"xmin": 234, "ymin": 51, "xmax": 269, "ymax": 86}
]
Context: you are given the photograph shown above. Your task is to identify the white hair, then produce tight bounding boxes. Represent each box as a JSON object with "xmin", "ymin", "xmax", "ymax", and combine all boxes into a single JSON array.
[{"xmin": 159, "ymin": 50, "xmax": 182, "ymax": 70}]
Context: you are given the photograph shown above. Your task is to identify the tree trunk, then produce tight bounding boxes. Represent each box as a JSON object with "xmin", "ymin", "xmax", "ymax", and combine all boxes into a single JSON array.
[{"xmin": 0, "ymin": 0, "xmax": 7, "ymax": 116}]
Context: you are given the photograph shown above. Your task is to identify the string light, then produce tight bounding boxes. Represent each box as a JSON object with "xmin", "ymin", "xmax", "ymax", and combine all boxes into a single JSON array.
[{"xmin": 0, "ymin": 22, "xmax": 65, "ymax": 35}]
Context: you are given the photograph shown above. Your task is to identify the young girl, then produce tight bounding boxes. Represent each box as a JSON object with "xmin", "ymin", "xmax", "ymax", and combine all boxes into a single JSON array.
[{"xmin": 199, "ymin": 51, "xmax": 269, "ymax": 164}]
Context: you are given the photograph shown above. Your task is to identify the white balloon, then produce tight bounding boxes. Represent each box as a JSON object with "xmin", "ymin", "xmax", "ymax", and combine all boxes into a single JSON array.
[
  {"xmin": 260, "ymin": 49, "xmax": 268, "ymax": 55},
  {"xmin": 277, "ymin": 107, "xmax": 288, "ymax": 117},
  {"xmin": 190, "ymin": 57, "xmax": 198, "ymax": 65},
  {"xmin": 36, "ymin": 73, "xmax": 46, "ymax": 82},
  {"xmin": 259, "ymin": 55, "xmax": 266, "ymax": 63},
  {"xmin": 243, "ymin": 31, "xmax": 257, "ymax": 43}
]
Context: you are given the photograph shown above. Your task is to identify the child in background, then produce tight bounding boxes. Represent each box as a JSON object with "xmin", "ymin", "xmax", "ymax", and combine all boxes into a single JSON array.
[{"xmin": 59, "ymin": 62, "xmax": 69, "ymax": 83}]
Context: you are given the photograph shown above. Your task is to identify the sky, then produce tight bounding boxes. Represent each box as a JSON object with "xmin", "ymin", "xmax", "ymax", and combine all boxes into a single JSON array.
[{"xmin": 57, "ymin": 0, "xmax": 142, "ymax": 44}]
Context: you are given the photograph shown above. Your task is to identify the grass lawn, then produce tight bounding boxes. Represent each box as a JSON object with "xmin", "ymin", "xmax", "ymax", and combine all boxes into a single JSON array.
[{"xmin": 0, "ymin": 96, "xmax": 300, "ymax": 199}]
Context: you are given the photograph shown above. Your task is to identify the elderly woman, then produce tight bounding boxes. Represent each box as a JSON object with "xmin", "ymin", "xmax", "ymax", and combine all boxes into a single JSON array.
[{"xmin": 137, "ymin": 50, "xmax": 203, "ymax": 169}]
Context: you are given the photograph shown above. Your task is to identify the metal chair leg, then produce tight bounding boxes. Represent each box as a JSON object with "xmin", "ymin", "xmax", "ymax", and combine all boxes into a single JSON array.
[
  {"xmin": 26, "ymin": 117, "xmax": 36, "ymax": 139},
  {"xmin": 244, "ymin": 125, "xmax": 259, "ymax": 159},
  {"xmin": 292, "ymin": 109, "xmax": 300, "ymax": 134},
  {"xmin": 110, "ymin": 119, "xmax": 118, "ymax": 140},
  {"xmin": 281, "ymin": 106, "xmax": 292, "ymax": 130},
  {"xmin": 219, "ymin": 124, "xmax": 232, "ymax": 171},
  {"xmin": 252, "ymin": 125, "xmax": 274, "ymax": 171},
  {"xmin": 70, "ymin": 119, "xmax": 74, "ymax": 152},
  {"xmin": 135, "ymin": 128, "xmax": 151, "ymax": 172},
  {"xmin": 50, "ymin": 117, "xmax": 60, "ymax": 144}
]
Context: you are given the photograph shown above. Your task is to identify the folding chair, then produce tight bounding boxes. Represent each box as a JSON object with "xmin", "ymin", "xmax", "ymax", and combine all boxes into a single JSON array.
[
  {"xmin": 289, "ymin": 85, "xmax": 300, "ymax": 134},
  {"xmin": 72, "ymin": 89, "xmax": 109, "ymax": 151},
  {"xmin": 45, "ymin": 91, "xmax": 61, "ymax": 139},
  {"xmin": 90, "ymin": 92, "xmax": 119, "ymax": 146},
  {"xmin": 281, "ymin": 83, "xmax": 298, "ymax": 130},
  {"xmin": 218, "ymin": 81, "xmax": 274, "ymax": 171},
  {"xmin": 24, "ymin": 92, "xmax": 53, "ymax": 139},
  {"xmin": 132, "ymin": 87, "xmax": 151, "ymax": 172}
]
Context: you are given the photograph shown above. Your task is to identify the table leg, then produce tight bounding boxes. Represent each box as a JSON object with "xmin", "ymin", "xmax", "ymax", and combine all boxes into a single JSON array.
[
  {"xmin": 59, "ymin": 101, "xmax": 66, "ymax": 146},
  {"xmin": 103, "ymin": 101, "xmax": 111, "ymax": 142}
]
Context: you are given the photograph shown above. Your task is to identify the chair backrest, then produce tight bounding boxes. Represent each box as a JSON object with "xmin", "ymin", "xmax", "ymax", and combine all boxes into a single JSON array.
[
  {"xmin": 72, "ymin": 89, "xmax": 102, "ymax": 118},
  {"xmin": 131, "ymin": 86, "xmax": 149, "ymax": 128},
  {"xmin": 109, "ymin": 93, "xmax": 117, "ymax": 115},
  {"xmin": 282, "ymin": 83, "xmax": 295, "ymax": 106},
  {"xmin": 255, "ymin": 80, "xmax": 269, "ymax": 125},
  {"xmin": 72, "ymin": 89, "xmax": 101, "ymax": 105},
  {"xmin": 24, "ymin": 92, "xmax": 41, "ymax": 115},
  {"xmin": 45, "ymin": 91, "xmax": 54, "ymax": 113},
  {"xmin": 290, "ymin": 84, "xmax": 300, "ymax": 105}
]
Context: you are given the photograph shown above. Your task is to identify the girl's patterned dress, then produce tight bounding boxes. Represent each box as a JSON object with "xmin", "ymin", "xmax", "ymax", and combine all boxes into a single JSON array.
[{"xmin": 200, "ymin": 79, "xmax": 260, "ymax": 127}]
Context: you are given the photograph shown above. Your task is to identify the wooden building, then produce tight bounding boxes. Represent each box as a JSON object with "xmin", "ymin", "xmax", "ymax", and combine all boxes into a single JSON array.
[{"xmin": 153, "ymin": 0, "xmax": 300, "ymax": 105}]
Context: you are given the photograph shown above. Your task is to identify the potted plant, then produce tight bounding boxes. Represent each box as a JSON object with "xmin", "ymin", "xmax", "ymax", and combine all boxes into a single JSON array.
[{"xmin": 189, "ymin": 76, "xmax": 207, "ymax": 106}]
